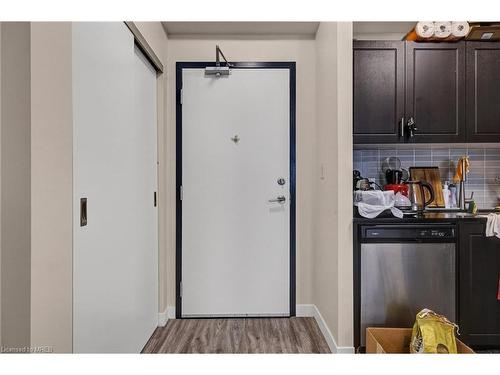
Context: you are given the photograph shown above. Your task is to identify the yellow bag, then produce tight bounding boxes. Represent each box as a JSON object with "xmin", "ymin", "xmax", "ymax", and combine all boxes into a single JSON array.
[{"xmin": 410, "ymin": 309, "xmax": 459, "ymax": 354}]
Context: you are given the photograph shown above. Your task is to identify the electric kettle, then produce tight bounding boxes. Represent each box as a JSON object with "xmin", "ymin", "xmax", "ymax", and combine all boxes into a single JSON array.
[{"xmin": 405, "ymin": 180, "xmax": 435, "ymax": 214}]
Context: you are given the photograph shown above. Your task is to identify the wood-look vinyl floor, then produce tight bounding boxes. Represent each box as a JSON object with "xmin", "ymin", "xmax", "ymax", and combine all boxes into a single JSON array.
[{"xmin": 142, "ymin": 317, "xmax": 331, "ymax": 354}]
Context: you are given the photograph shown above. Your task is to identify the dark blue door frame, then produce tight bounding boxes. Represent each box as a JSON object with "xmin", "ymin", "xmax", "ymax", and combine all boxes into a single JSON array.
[{"xmin": 175, "ymin": 61, "xmax": 296, "ymax": 318}]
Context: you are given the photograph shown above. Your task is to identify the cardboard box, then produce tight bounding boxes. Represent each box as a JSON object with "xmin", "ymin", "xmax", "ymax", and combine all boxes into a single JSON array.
[{"xmin": 366, "ymin": 328, "xmax": 474, "ymax": 354}]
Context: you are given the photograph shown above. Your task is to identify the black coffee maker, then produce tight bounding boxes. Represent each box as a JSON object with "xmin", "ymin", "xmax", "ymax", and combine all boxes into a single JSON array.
[
  {"xmin": 381, "ymin": 157, "xmax": 409, "ymax": 186},
  {"xmin": 385, "ymin": 169, "xmax": 405, "ymax": 185}
]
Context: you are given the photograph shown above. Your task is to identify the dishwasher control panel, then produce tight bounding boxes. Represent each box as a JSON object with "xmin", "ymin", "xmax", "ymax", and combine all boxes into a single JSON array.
[
  {"xmin": 362, "ymin": 225, "xmax": 456, "ymax": 240},
  {"xmin": 417, "ymin": 229, "xmax": 454, "ymax": 238}
]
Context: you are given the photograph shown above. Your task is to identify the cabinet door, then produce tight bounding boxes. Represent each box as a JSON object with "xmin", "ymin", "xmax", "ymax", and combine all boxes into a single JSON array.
[
  {"xmin": 353, "ymin": 41, "xmax": 405, "ymax": 144},
  {"xmin": 459, "ymin": 222, "xmax": 500, "ymax": 347},
  {"xmin": 406, "ymin": 42, "xmax": 466, "ymax": 143},
  {"xmin": 466, "ymin": 42, "xmax": 500, "ymax": 142}
]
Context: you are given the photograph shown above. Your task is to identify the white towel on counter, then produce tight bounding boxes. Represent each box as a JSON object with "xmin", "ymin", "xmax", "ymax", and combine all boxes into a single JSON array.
[
  {"xmin": 354, "ymin": 190, "xmax": 403, "ymax": 219},
  {"xmin": 485, "ymin": 213, "xmax": 500, "ymax": 239},
  {"xmin": 356, "ymin": 203, "xmax": 403, "ymax": 219}
]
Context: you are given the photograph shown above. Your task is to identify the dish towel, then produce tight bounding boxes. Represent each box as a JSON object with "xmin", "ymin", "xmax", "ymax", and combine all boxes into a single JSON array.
[{"xmin": 485, "ymin": 213, "xmax": 500, "ymax": 239}]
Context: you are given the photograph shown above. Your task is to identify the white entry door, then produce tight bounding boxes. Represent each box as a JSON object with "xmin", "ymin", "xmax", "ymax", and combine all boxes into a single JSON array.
[
  {"xmin": 73, "ymin": 23, "xmax": 158, "ymax": 353},
  {"xmin": 180, "ymin": 66, "xmax": 293, "ymax": 317}
]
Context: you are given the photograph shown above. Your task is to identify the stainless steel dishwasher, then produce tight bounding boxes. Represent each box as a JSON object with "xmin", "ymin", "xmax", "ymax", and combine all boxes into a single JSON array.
[{"xmin": 359, "ymin": 224, "xmax": 456, "ymax": 347}]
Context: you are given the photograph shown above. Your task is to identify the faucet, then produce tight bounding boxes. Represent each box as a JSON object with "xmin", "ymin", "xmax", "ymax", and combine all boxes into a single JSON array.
[{"xmin": 458, "ymin": 183, "xmax": 466, "ymax": 211}]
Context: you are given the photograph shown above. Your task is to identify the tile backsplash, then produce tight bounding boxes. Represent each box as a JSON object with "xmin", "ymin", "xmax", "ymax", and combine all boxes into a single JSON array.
[{"xmin": 353, "ymin": 144, "xmax": 500, "ymax": 209}]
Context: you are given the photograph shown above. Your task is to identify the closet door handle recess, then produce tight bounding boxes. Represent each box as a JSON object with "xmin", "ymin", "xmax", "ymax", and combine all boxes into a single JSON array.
[{"xmin": 80, "ymin": 198, "xmax": 88, "ymax": 227}]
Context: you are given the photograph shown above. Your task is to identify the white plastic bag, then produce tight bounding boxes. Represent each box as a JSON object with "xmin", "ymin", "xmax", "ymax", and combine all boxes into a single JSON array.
[{"xmin": 354, "ymin": 190, "xmax": 403, "ymax": 219}]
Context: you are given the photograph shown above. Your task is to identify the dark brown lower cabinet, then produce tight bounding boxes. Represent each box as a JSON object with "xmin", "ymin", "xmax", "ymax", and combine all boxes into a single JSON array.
[{"xmin": 459, "ymin": 222, "xmax": 500, "ymax": 348}]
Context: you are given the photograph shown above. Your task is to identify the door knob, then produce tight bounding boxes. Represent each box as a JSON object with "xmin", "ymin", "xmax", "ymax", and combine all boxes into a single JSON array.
[{"xmin": 269, "ymin": 195, "xmax": 286, "ymax": 203}]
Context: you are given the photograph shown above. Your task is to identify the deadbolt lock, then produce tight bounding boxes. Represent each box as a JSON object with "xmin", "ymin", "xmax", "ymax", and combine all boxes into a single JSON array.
[{"xmin": 277, "ymin": 178, "xmax": 286, "ymax": 186}]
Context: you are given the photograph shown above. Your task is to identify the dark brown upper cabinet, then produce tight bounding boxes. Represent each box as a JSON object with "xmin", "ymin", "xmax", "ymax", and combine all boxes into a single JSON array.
[
  {"xmin": 353, "ymin": 41, "xmax": 470, "ymax": 144},
  {"xmin": 353, "ymin": 41, "xmax": 405, "ymax": 144},
  {"xmin": 405, "ymin": 42, "xmax": 466, "ymax": 143},
  {"xmin": 466, "ymin": 42, "xmax": 500, "ymax": 142}
]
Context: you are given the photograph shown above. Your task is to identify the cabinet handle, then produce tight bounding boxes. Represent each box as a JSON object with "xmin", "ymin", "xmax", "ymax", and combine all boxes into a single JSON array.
[
  {"xmin": 407, "ymin": 117, "xmax": 418, "ymax": 138},
  {"xmin": 497, "ymin": 275, "xmax": 500, "ymax": 301},
  {"xmin": 400, "ymin": 117, "xmax": 405, "ymax": 138}
]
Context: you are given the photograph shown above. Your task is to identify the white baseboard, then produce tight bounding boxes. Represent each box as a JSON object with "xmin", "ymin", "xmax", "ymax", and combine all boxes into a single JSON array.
[
  {"xmin": 158, "ymin": 309, "xmax": 168, "ymax": 327},
  {"xmin": 167, "ymin": 306, "xmax": 176, "ymax": 319},
  {"xmin": 296, "ymin": 304, "xmax": 355, "ymax": 354},
  {"xmin": 296, "ymin": 304, "xmax": 316, "ymax": 317},
  {"xmin": 158, "ymin": 306, "xmax": 176, "ymax": 327}
]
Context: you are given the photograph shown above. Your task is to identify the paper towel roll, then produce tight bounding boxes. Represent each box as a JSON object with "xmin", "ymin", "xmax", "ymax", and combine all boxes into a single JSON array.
[
  {"xmin": 451, "ymin": 21, "xmax": 470, "ymax": 37},
  {"xmin": 415, "ymin": 21, "xmax": 435, "ymax": 38},
  {"xmin": 434, "ymin": 21, "xmax": 452, "ymax": 38}
]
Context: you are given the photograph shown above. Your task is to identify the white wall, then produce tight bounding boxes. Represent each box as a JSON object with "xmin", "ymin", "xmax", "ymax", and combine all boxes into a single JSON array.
[
  {"xmin": 166, "ymin": 37, "xmax": 317, "ymax": 307},
  {"xmin": 0, "ymin": 21, "xmax": 2, "ymax": 347},
  {"xmin": 166, "ymin": 27, "xmax": 354, "ymax": 350},
  {"xmin": 30, "ymin": 22, "xmax": 73, "ymax": 353},
  {"xmin": 314, "ymin": 22, "xmax": 339, "ymax": 348},
  {"xmin": 1, "ymin": 22, "xmax": 31, "ymax": 349},
  {"xmin": 334, "ymin": 22, "xmax": 354, "ymax": 349},
  {"xmin": 314, "ymin": 22, "xmax": 353, "ymax": 351}
]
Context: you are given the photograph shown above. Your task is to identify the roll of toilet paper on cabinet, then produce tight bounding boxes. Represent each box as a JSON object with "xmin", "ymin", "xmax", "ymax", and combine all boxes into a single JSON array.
[
  {"xmin": 415, "ymin": 21, "xmax": 435, "ymax": 38},
  {"xmin": 451, "ymin": 21, "xmax": 470, "ymax": 37},
  {"xmin": 434, "ymin": 21, "xmax": 453, "ymax": 38}
]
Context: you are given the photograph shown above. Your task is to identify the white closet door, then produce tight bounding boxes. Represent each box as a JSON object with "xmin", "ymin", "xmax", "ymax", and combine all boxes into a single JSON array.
[{"xmin": 73, "ymin": 22, "xmax": 158, "ymax": 353}]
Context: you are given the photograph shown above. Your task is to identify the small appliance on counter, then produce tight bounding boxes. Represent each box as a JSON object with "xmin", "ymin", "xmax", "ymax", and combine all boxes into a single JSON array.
[
  {"xmin": 353, "ymin": 170, "xmax": 380, "ymax": 191},
  {"xmin": 385, "ymin": 183, "xmax": 409, "ymax": 197},
  {"xmin": 381, "ymin": 157, "xmax": 409, "ymax": 197},
  {"xmin": 405, "ymin": 180, "xmax": 435, "ymax": 215}
]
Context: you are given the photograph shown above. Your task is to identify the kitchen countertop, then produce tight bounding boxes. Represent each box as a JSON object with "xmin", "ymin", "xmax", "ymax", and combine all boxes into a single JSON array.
[{"xmin": 353, "ymin": 211, "xmax": 493, "ymax": 224}]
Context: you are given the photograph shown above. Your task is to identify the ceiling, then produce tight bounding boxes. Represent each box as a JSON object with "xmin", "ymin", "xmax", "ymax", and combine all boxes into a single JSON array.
[
  {"xmin": 162, "ymin": 21, "xmax": 418, "ymax": 39},
  {"xmin": 353, "ymin": 22, "xmax": 416, "ymax": 34},
  {"xmin": 353, "ymin": 22, "xmax": 416, "ymax": 39},
  {"xmin": 162, "ymin": 22, "xmax": 320, "ymax": 37}
]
